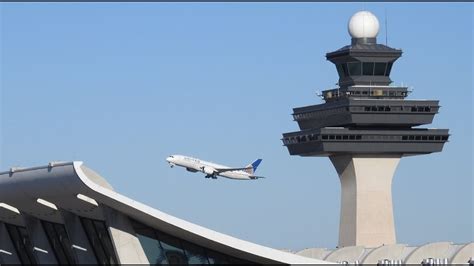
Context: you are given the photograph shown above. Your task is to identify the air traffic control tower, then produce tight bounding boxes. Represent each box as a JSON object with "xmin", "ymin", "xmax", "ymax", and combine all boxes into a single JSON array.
[{"xmin": 282, "ymin": 11, "xmax": 449, "ymax": 248}]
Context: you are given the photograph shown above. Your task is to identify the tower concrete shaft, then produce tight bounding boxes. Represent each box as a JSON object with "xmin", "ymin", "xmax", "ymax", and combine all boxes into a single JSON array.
[{"xmin": 330, "ymin": 155, "xmax": 400, "ymax": 248}]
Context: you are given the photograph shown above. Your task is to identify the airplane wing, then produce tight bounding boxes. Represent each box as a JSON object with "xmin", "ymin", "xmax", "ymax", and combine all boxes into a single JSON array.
[{"xmin": 249, "ymin": 176, "xmax": 266, "ymax": 180}]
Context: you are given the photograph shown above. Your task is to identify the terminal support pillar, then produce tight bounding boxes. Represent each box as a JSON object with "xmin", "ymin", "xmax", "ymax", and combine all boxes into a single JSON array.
[
  {"xmin": 329, "ymin": 154, "xmax": 401, "ymax": 248},
  {"xmin": 102, "ymin": 206, "xmax": 149, "ymax": 264}
]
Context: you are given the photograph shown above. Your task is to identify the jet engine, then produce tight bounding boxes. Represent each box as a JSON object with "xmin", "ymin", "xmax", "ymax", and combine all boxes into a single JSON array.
[
  {"xmin": 201, "ymin": 166, "xmax": 216, "ymax": 176},
  {"xmin": 186, "ymin": 167, "xmax": 198, "ymax": 173}
]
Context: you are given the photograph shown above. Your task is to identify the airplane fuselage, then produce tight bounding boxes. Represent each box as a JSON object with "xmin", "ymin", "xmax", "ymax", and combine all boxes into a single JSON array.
[{"xmin": 166, "ymin": 155, "xmax": 259, "ymax": 180}]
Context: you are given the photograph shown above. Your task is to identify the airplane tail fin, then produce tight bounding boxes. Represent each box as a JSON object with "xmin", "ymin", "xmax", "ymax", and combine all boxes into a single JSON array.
[{"xmin": 244, "ymin": 159, "xmax": 262, "ymax": 174}]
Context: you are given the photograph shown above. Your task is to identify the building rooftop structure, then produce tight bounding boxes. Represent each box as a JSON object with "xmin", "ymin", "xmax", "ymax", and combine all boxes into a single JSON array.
[
  {"xmin": 296, "ymin": 242, "xmax": 474, "ymax": 265},
  {"xmin": 0, "ymin": 161, "xmax": 327, "ymax": 265}
]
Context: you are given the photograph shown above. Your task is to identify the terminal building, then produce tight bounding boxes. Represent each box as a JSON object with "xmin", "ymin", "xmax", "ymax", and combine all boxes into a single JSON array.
[
  {"xmin": 0, "ymin": 11, "xmax": 472, "ymax": 265},
  {"xmin": 0, "ymin": 162, "xmax": 325, "ymax": 265}
]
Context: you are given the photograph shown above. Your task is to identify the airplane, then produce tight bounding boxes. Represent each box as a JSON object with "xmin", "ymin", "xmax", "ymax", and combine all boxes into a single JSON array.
[{"xmin": 166, "ymin": 155, "xmax": 265, "ymax": 180}]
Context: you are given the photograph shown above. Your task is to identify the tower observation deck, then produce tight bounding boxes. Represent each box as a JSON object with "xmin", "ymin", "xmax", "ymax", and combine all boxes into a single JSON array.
[{"xmin": 282, "ymin": 11, "xmax": 449, "ymax": 248}]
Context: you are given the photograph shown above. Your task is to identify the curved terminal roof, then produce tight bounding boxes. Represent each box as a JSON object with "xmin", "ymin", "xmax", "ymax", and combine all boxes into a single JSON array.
[
  {"xmin": 324, "ymin": 246, "xmax": 368, "ymax": 263},
  {"xmin": 297, "ymin": 242, "xmax": 473, "ymax": 264},
  {"xmin": 0, "ymin": 161, "xmax": 327, "ymax": 265},
  {"xmin": 362, "ymin": 244, "xmax": 408, "ymax": 264},
  {"xmin": 296, "ymin": 247, "xmax": 331, "ymax": 260}
]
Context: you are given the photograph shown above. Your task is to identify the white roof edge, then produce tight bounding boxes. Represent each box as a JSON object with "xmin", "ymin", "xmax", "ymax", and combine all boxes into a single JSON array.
[{"xmin": 71, "ymin": 162, "xmax": 329, "ymax": 264}]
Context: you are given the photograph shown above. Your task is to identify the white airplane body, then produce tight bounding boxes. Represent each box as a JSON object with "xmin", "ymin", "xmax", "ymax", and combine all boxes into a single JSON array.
[{"xmin": 166, "ymin": 155, "xmax": 265, "ymax": 180}]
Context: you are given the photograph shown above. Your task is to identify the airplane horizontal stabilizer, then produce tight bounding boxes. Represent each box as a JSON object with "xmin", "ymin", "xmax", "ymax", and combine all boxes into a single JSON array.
[{"xmin": 250, "ymin": 175, "xmax": 266, "ymax": 180}]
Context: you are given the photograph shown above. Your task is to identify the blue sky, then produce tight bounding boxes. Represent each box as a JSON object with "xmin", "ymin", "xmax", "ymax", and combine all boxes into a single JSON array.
[{"xmin": 1, "ymin": 3, "xmax": 472, "ymax": 250}]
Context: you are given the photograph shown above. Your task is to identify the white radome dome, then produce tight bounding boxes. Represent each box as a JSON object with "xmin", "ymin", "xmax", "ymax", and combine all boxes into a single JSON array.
[{"xmin": 348, "ymin": 11, "xmax": 380, "ymax": 39}]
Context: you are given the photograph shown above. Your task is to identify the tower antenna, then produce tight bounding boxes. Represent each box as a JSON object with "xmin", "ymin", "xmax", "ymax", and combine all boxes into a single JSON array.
[{"xmin": 385, "ymin": 9, "xmax": 388, "ymax": 45}]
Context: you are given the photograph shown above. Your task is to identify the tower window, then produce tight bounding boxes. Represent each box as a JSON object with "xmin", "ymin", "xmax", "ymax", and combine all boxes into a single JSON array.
[
  {"xmin": 341, "ymin": 64, "xmax": 349, "ymax": 76},
  {"xmin": 363, "ymin": 62, "xmax": 374, "ymax": 75},
  {"xmin": 374, "ymin": 63, "xmax": 387, "ymax": 75},
  {"xmin": 385, "ymin": 62, "xmax": 393, "ymax": 76},
  {"xmin": 348, "ymin": 62, "xmax": 362, "ymax": 76},
  {"xmin": 336, "ymin": 64, "xmax": 346, "ymax": 78}
]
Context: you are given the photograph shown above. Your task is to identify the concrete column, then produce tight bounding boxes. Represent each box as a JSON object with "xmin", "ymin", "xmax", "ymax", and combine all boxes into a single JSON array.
[
  {"xmin": 60, "ymin": 210, "xmax": 98, "ymax": 264},
  {"xmin": 22, "ymin": 214, "xmax": 59, "ymax": 264},
  {"xmin": 102, "ymin": 206, "xmax": 149, "ymax": 264},
  {"xmin": 330, "ymin": 154, "xmax": 401, "ymax": 248},
  {"xmin": 0, "ymin": 222, "xmax": 21, "ymax": 264}
]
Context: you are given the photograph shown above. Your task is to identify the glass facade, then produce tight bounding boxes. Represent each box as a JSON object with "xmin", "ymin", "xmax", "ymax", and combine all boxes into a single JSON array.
[
  {"xmin": 131, "ymin": 219, "xmax": 253, "ymax": 265},
  {"xmin": 336, "ymin": 62, "xmax": 391, "ymax": 77},
  {"xmin": 348, "ymin": 62, "xmax": 362, "ymax": 76},
  {"xmin": 80, "ymin": 217, "xmax": 118, "ymax": 265},
  {"xmin": 4, "ymin": 223, "xmax": 37, "ymax": 265},
  {"xmin": 341, "ymin": 64, "xmax": 349, "ymax": 77},
  {"xmin": 284, "ymin": 133, "xmax": 449, "ymax": 145},
  {"xmin": 336, "ymin": 64, "xmax": 345, "ymax": 78},
  {"xmin": 374, "ymin": 63, "xmax": 387, "ymax": 76},
  {"xmin": 385, "ymin": 62, "xmax": 393, "ymax": 76},
  {"xmin": 41, "ymin": 220, "xmax": 75, "ymax": 265},
  {"xmin": 362, "ymin": 62, "xmax": 374, "ymax": 75}
]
